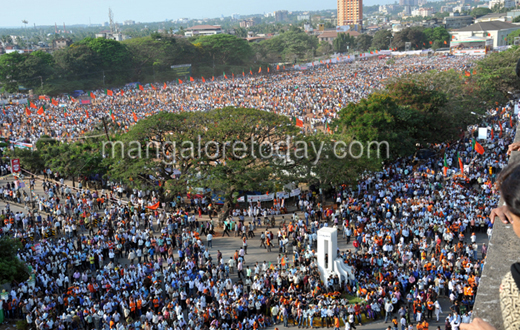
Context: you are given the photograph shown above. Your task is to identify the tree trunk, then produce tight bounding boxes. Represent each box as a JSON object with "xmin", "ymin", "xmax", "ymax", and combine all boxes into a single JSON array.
[{"xmin": 218, "ymin": 198, "xmax": 232, "ymax": 227}]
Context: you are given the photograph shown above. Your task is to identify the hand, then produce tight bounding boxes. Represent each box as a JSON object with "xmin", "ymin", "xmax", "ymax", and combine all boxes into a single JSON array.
[
  {"xmin": 490, "ymin": 205, "xmax": 513, "ymax": 224},
  {"xmin": 507, "ymin": 142, "xmax": 520, "ymax": 155},
  {"xmin": 460, "ymin": 318, "xmax": 497, "ymax": 330}
]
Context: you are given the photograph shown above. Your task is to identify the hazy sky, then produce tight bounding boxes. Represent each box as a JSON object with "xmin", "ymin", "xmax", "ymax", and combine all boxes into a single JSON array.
[{"xmin": 2, "ymin": 0, "xmax": 394, "ymax": 27}]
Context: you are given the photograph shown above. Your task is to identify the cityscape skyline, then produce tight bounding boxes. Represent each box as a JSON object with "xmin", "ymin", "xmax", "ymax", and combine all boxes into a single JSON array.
[{"xmin": 1, "ymin": 0, "xmax": 397, "ymax": 28}]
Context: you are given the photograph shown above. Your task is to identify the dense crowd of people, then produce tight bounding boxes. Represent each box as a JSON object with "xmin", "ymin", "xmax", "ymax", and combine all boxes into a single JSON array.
[
  {"xmin": 0, "ymin": 55, "xmax": 476, "ymax": 146},
  {"xmin": 0, "ymin": 55, "xmax": 513, "ymax": 330}
]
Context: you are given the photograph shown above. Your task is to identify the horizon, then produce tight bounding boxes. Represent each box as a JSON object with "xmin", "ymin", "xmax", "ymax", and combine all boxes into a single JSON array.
[{"xmin": 1, "ymin": 0, "xmax": 397, "ymax": 28}]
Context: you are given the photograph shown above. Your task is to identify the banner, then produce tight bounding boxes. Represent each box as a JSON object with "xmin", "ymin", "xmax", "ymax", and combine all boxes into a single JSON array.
[
  {"xmin": 478, "ymin": 127, "xmax": 488, "ymax": 140},
  {"xmin": 237, "ymin": 196, "xmax": 245, "ymax": 202},
  {"xmin": 146, "ymin": 201, "xmax": 161, "ymax": 210},
  {"xmin": 10, "ymin": 158, "xmax": 20, "ymax": 173},
  {"xmin": 276, "ymin": 191, "xmax": 289, "ymax": 199},
  {"xmin": 290, "ymin": 188, "xmax": 301, "ymax": 197},
  {"xmin": 247, "ymin": 193, "xmax": 275, "ymax": 202}
]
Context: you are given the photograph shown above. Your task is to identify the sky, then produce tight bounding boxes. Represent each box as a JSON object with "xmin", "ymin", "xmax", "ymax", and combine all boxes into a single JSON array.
[{"xmin": 1, "ymin": 0, "xmax": 395, "ymax": 27}]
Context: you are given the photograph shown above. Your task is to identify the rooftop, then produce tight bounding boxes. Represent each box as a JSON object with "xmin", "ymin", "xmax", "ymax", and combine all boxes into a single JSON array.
[
  {"xmin": 318, "ymin": 30, "xmax": 361, "ymax": 38},
  {"xmin": 186, "ymin": 25, "xmax": 222, "ymax": 31},
  {"xmin": 455, "ymin": 21, "xmax": 520, "ymax": 32}
]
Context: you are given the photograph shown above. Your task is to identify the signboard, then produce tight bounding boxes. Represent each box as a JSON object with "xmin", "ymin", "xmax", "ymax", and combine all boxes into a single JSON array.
[
  {"xmin": 11, "ymin": 158, "xmax": 20, "ymax": 173},
  {"xmin": 478, "ymin": 127, "xmax": 488, "ymax": 140},
  {"xmin": 237, "ymin": 196, "xmax": 245, "ymax": 202},
  {"xmin": 247, "ymin": 193, "xmax": 275, "ymax": 202},
  {"xmin": 276, "ymin": 191, "xmax": 289, "ymax": 199},
  {"xmin": 515, "ymin": 103, "xmax": 519, "ymax": 115},
  {"xmin": 290, "ymin": 188, "xmax": 301, "ymax": 197},
  {"xmin": 171, "ymin": 64, "xmax": 192, "ymax": 78}
]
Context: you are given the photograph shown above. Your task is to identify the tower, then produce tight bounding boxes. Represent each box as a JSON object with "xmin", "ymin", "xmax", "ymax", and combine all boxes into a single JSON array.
[{"xmin": 337, "ymin": 0, "xmax": 363, "ymax": 28}]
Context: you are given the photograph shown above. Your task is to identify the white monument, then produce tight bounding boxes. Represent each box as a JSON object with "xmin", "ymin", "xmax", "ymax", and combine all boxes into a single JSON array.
[{"xmin": 317, "ymin": 227, "xmax": 355, "ymax": 287}]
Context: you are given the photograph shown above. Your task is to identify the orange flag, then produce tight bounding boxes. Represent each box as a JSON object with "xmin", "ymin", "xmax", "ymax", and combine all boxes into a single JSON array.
[
  {"xmin": 190, "ymin": 77, "xmax": 194, "ymax": 82},
  {"xmin": 86, "ymin": 110, "xmax": 90, "ymax": 119},
  {"xmin": 146, "ymin": 202, "xmax": 160, "ymax": 210},
  {"xmin": 163, "ymin": 82, "xmax": 167, "ymax": 89},
  {"xmin": 202, "ymin": 76, "xmax": 206, "ymax": 83},
  {"xmin": 281, "ymin": 257, "xmax": 286, "ymax": 266},
  {"xmin": 25, "ymin": 107, "xmax": 31, "ymax": 116},
  {"xmin": 151, "ymin": 84, "xmax": 156, "ymax": 90},
  {"xmin": 267, "ymin": 67, "xmax": 270, "ymax": 73},
  {"xmin": 133, "ymin": 112, "xmax": 138, "ymax": 122},
  {"xmin": 258, "ymin": 67, "xmax": 261, "ymax": 73},
  {"xmin": 276, "ymin": 65, "xmax": 280, "ymax": 70},
  {"xmin": 37, "ymin": 107, "xmax": 44, "ymax": 116}
]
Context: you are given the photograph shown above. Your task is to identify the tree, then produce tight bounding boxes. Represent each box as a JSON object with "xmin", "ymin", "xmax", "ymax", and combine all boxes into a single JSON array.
[
  {"xmin": 192, "ymin": 34, "xmax": 253, "ymax": 66},
  {"xmin": 470, "ymin": 7, "xmax": 492, "ymax": 17},
  {"xmin": 317, "ymin": 41, "xmax": 333, "ymax": 56},
  {"xmin": 0, "ymin": 52, "xmax": 25, "ymax": 92},
  {"xmin": 475, "ymin": 46, "xmax": 520, "ymax": 100},
  {"xmin": 371, "ymin": 30, "xmax": 392, "ymax": 50},
  {"xmin": 393, "ymin": 27, "xmax": 427, "ymax": 50},
  {"xmin": 0, "ymin": 237, "xmax": 29, "ymax": 285},
  {"xmin": 514, "ymin": 16, "xmax": 520, "ymax": 23},
  {"xmin": 356, "ymin": 34, "xmax": 373, "ymax": 51},
  {"xmin": 333, "ymin": 33, "xmax": 356, "ymax": 53},
  {"xmin": 335, "ymin": 93, "xmax": 419, "ymax": 157},
  {"xmin": 424, "ymin": 26, "xmax": 450, "ymax": 46}
]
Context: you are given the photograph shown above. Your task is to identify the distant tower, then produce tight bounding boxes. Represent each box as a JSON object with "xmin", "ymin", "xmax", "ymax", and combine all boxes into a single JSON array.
[
  {"xmin": 109, "ymin": 8, "xmax": 115, "ymax": 33},
  {"xmin": 63, "ymin": 23, "xmax": 66, "ymax": 34},
  {"xmin": 55, "ymin": 23, "xmax": 58, "ymax": 34}
]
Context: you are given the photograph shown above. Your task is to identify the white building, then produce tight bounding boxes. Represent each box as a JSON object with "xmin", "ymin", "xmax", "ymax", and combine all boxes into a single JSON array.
[
  {"xmin": 184, "ymin": 25, "xmax": 223, "ymax": 37},
  {"xmin": 451, "ymin": 21, "xmax": 520, "ymax": 47},
  {"xmin": 123, "ymin": 20, "xmax": 135, "ymax": 25},
  {"xmin": 489, "ymin": 0, "xmax": 516, "ymax": 9},
  {"xmin": 297, "ymin": 14, "xmax": 310, "ymax": 20},
  {"xmin": 94, "ymin": 31, "xmax": 130, "ymax": 42},
  {"xmin": 412, "ymin": 7, "xmax": 435, "ymax": 17}
]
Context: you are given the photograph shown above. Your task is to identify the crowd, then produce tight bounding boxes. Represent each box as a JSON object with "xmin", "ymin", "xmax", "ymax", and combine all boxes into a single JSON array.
[
  {"xmin": 0, "ymin": 56, "xmax": 476, "ymax": 146},
  {"xmin": 0, "ymin": 55, "xmax": 513, "ymax": 330}
]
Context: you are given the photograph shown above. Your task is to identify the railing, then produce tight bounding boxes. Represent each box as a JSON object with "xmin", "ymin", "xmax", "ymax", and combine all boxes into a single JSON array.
[{"xmin": 472, "ymin": 123, "xmax": 520, "ymax": 329}]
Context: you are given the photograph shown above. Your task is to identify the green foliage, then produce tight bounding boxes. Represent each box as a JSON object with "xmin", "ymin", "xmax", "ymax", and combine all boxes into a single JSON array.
[
  {"xmin": 392, "ymin": 27, "xmax": 427, "ymax": 50},
  {"xmin": 333, "ymin": 33, "xmax": 356, "ymax": 53},
  {"xmin": 514, "ymin": 16, "xmax": 520, "ymax": 23},
  {"xmin": 475, "ymin": 46, "xmax": 520, "ymax": 99},
  {"xmin": 371, "ymin": 30, "xmax": 392, "ymax": 50},
  {"xmin": 423, "ymin": 27, "xmax": 450, "ymax": 46},
  {"xmin": 9, "ymin": 148, "xmax": 45, "ymax": 173},
  {"xmin": 0, "ymin": 237, "xmax": 29, "ymax": 285},
  {"xmin": 356, "ymin": 34, "xmax": 373, "ymax": 52},
  {"xmin": 470, "ymin": 7, "xmax": 492, "ymax": 17},
  {"xmin": 253, "ymin": 27, "xmax": 319, "ymax": 63},
  {"xmin": 192, "ymin": 34, "xmax": 253, "ymax": 66}
]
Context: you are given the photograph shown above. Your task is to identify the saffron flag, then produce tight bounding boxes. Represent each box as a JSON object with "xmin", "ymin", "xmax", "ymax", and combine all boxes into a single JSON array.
[
  {"xmin": 86, "ymin": 110, "xmax": 90, "ymax": 118},
  {"xmin": 110, "ymin": 109, "xmax": 115, "ymax": 121},
  {"xmin": 212, "ymin": 76, "xmax": 214, "ymax": 82},
  {"xmin": 250, "ymin": 68, "xmax": 253, "ymax": 75},
  {"xmin": 190, "ymin": 77, "xmax": 194, "ymax": 82},
  {"xmin": 258, "ymin": 67, "xmax": 261, "ymax": 73},
  {"xmin": 28, "ymin": 100, "xmax": 37, "ymax": 109},
  {"xmin": 105, "ymin": 89, "xmax": 113, "ymax": 96},
  {"xmin": 267, "ymin": 66, "xmax": 270, "ymax": 73},
  {"xmin": 499, "ymin": 121, "xmax": 503, "ymax": 137},
  {"xmin": 51, "ymin": 98, "xmax": 59, "ymax": 106},
  {"xmin": 138, "ymin": 84, "xmax": 144, "ymax": 90},
  {"xmin": 178, "ymin": 79, "xmax": 183, "ymax": 84},
  {"xmin": 242, "ymin": 70, "xmax": 245, "ymax": 77},
  {"xmin": 276, "ymin": 65, "xmax": 280, "ymax": 70},
  {"xmin": 355, "ymin": 72, "xmax": 358, "ymax": 78},
  {"xmin": 151, "ymin": 84, "xmax": 156, "ymax": 90},
  {"xmin": 163, "ymin": 82, "xmax": 167, "ymax": 89},
  {"xmin": 458, "ymin": 152, "xmax": 464, "ymax": 174},
  {"xmin": 223, "ymin": 72, "xmax": 227, "ymax": 79},
  {"xmin": 465, "ymin": 71, "xmax": 471, "ymax": 77},
  {"xmin": 281, "ymin": 257, "xmax": 286, "ymax": 266},
  {"xmin": 2, "ymin": 106, "xmax": 5, "ymax": 115},
  {"xmin": 25, "ymin": 106, "xmax": 31, "ymax": 116},
  {"xmin": 202, "ymin": 76, "xmax": 206, "ymax": 83},
  {"xmin": 133, "ymin": 112, "xmax": 138, "ymax": 122},
  {"xmin": 293, "ymin": 116, "xmax": 303, "ymax": 128},
  {"xmin": 444, "ymin": 40, "xmax": 447, "ymax": 45},
  {"xmin": 37, "ymin": 106, "xmax": 45, "ymax": 116},
  {"xmin": 90, "ymin": 91, "xmax": 95, "ymax": 99},
  {"xmin": 146, "ymin": 201, "xmax": 160, "ymax": 210},
  {"xmin": 474, "ymin": 141, "xmax": 484, "ymax": 155}
]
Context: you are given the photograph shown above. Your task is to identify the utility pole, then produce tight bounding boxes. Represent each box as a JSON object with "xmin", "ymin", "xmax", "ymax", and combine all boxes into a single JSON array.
[
  {"xmin": 101, "ymin": 116, "xmax": 110, "ymax": 141},
  {"xmin": 39, "ymin": 76, "xmax": 43, "ymax": 89},
  {"xmin": 103, "ymin": 71, "xmax": 105, "ymax": 85}
]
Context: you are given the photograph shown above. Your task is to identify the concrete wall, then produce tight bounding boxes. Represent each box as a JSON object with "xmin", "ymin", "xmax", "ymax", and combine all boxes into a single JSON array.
[{"xmin": 472, "ymin": 124, "xmax": 520, "ymax": 329}]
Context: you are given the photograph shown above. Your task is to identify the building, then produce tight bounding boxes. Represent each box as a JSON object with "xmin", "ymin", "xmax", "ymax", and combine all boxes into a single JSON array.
[
  {"xmin": 232, "ymin": 14, "xmax": 241, "ymax": 20},
  {"xmin": 440, "ymin": 6, "xmax": 453, "ymax": 13},
  {"xmin": 337, "ymin": 0, "xmax": 363, "ymax": 27},
  {"xmin": 475, "ymin": 13, "xmax": 509, "ymax": 22},
  {"xmin": 297, "ymin": 14, "xmax": 310, "ymax": 20},
  {"xmin": 412, "ymin": 7, "xmax": 435, "ymax": 17},
  {"xmin": 184, "ymin": 25, "xmax": 223, "ymax": 37},
  {"xmin": 452, "ymin": 4, "xmax": 471, "ymax": 12},
  {"xmin": 444, "ymin": 13, "xmax": 474, "ymax": 29},
  {"xmin": 317, "ymin": 30, "xmax": 361, "ymax": 44},
  {"xmin": 123, "ymin": 20, "xmax": 135, "ymax": 25},
  {"xmin": 52, "ymin": 38, "xmax": 72, "ymax": 49},
  {"xmin": 450, "ymin": 21, "xmax": 520, "ymax": 47},
  {"xmin": 95, "ymin": 31, "xmax": 130, "ymax": 41},
  {"xmin": 399, "ymin": 0, "xmax": 418, "ymax": 5},
  {"xmin": 274, "ymin": 10, "xmax": 288, "ymax": 22},
  {"xmin": 239, "ymin": 19, "xmax": 256, "ymax": 28},
  {"xmin": 489, "ymin": 0, "xmax": 516, "ymax": 9}
]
